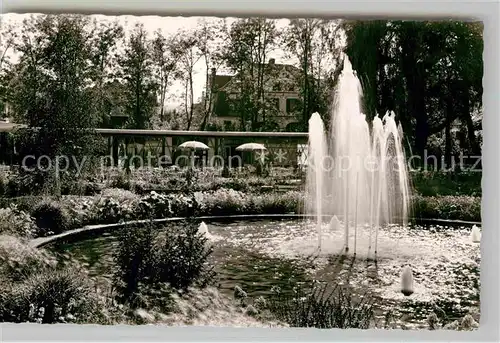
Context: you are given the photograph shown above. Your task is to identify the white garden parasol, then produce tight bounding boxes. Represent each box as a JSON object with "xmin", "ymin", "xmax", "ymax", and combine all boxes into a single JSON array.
[
  {"xmin": 235, "ymin": 143, "xmax": 267, "ymax": 152},
  {"xmin": 178, "ymin": 141, "xmax": 210, "ymax": 151},
  {"xmin": 236, "ymin": 143, "xmax": 267, "ymax": 166}
]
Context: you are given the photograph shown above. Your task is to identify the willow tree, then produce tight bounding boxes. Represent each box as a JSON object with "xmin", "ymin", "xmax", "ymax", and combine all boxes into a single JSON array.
[{"xmin": 342, "ymin": 20, "xmax": 483, "ymax": 161}]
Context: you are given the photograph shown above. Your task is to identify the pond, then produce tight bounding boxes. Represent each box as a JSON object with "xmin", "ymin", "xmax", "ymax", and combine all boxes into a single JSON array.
[{"xmin": 50, "ymin": 218, "xmax": 480, "ymax": 329}]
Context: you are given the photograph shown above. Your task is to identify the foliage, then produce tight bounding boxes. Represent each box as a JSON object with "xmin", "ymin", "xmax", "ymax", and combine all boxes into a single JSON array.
[
  {"xmin": 342, "ymin": 20, "xmax": 483, "ymax": 159},
  {"xmin": 282, "ymin": 19, "xmax": 341, "ymax": 128},
  {"xmin": 0, "ymin": 267, "xmax": 101, "ymax": 324},
  {"xmin": 411, "ymin": 170, "xmax": 481, "ymax": 196},
  {"xmin": 155, "ymin": 222, "xmax": 216, "ymax": 290},
  {"xmin": 112, "ymin": 222, "xmax": 158, "ymax": 304},
  {"xmin": 0, "ymin": 206, "xmax": 37, "ymax": 237},
  {"xmin": 118, "ymin": 23, "xmax": 158, "ymax": 130},
  {"xmin": 411, "ymin": 194, "xmax": 481, "ymax": 222},
  {"xmin": 0, "ymin": 235, "xmax": 57, "ymax": 282},
  {"xmin": 31, "ymin": 199, "xmax": 71, "ymax": 236},
  {"xmin": 10, "ymin": 14, "xmax": 99, "ymax": 194},
  {"xmin": 113, "ymin": 221, "xmax": 215, "ymax": 309},
  {"xmin": 266, "ymin": 282, "xmax": 375, "ymax": 329},
  {"xmin": 220, "ymin": 18, "xmax": 279, "ymax": 130},
  {"xmin": 0, "ymin": 234, "xmax": 103, "ymax": 324}
]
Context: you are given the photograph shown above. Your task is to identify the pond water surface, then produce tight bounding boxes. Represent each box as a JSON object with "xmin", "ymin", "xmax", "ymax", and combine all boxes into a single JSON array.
[{"xmin": 51, "ymin": 219, "xmax": 480, "ymax": 329}]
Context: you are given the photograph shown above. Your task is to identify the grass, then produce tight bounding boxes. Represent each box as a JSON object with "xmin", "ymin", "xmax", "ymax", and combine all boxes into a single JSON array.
[{"xmin": 265, "ymin": 282, "xmax": 375, "ymax": 329}]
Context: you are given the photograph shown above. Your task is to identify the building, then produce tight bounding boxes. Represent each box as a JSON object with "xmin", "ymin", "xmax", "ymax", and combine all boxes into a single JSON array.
[{"xmin": 205, "ymin": 58, "xmax": 303, "ymax": 131}]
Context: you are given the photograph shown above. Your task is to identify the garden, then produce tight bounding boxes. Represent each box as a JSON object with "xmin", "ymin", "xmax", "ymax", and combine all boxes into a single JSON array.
[
  {"xmin": 0, "ymin": 164, "xmax": 481, "ymax": 329},
  {"xmin": 0, "ymin": 13, "xmax": 482, "ymax": 331}
]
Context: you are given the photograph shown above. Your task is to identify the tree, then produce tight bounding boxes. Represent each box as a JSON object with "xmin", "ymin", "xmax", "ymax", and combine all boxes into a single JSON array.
[
  {"xmin": 195, "ymin": 18, "xmax": 226, "ymax": 130},
  {"xmin": 118, "ymin": 23, "xmax": 157, "ymax": 130},
  {"xmin": 283, "ymin": 18, "xmax": 340, "ymax": 129},
  {"xmin": 342, "ymin": 20, "xmax": 483, "ymax": 162},
  {"xmin": 88, "ymin": 19, "xmax": 124, "ymax": 126},
  {"xmin": 172, "ymin": 31, "xmax": 203, "ymax": 130},
  {"xmin": 151, "ymin": 29, "xmax": 181, "ymax": 124},
  {"xmin": 221, "ymin": 18, "xmax": 278, "ymax": 131},
  {"xmin": 0, "ymin": 21, "xmax": 18, "ymax": 116},
  {"xmin": 11, "ymin": 14, "xmax": 99, "ymax": 193}
]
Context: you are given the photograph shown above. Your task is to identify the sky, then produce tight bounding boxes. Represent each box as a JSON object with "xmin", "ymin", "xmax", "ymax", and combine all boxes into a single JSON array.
[{"xmin": 1, "ymin": 13, "xmax": 297, "ymax": 109}]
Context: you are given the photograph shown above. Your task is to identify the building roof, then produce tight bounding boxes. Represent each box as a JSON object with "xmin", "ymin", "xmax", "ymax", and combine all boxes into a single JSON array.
[
  {"xmin": 213, "ymin": 75, "xmax": 233, "ymax": 90},
  {"xmin": 213, "ymin": 59, "xmax": 302, "ymax": 92}
]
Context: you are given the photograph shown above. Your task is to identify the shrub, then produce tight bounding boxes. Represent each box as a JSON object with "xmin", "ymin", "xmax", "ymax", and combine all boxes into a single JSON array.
[
  {"xmin": 267, "ymin": 282, "xmax": 375, "ymax": 329},
  {"xmin": 412, "ymin": 195, "xmax": 481, "ymax": 222},
  {"xmin": 113, "ymin": 221, "xmax": 215, "ymax": 309},
  {"xmin": 113, "ymin": 223, "xmax": 158, "ymax": 304},
  {"xmin": 110, "ymin": 172, "xmax": 132, "ymax": 191},
  {"xmin": 0, "ymin": 235, "xmax": 57, "ymax": 282},
  {"xmin": 155, "ymin": 222, "xmax": 216, "ymax": 290},
  {"xmin": 411, "ymin": 170, "xmax": 482, "ymax": 197},
  {"xmin": 0, "ymin": 206, "xmax": 37, "ymax": 238},
  {"xmin": 91, "ymin": 197, "xmax": 136, "ymax": 224},
  {"xmin": 31, "ymin": 199, "xmax": 71, "ymax": 236},
  {"xmin": 0, "ymin": 236, "xmax": 101, "ymax": 324},
  {"xmin": 4, "ymin": 173, "xmax": 42, "ymax": 197},
  {"xmin": 0, "ymin": 173, "xmax": 7, "ymax": 197},
  {"xmin": 0, "ymin": 266, "xmax": 101, "ymax": 324}
]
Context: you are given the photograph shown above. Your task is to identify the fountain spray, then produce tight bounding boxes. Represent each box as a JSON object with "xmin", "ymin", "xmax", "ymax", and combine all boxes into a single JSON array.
[
  {"xmin": 305, "ymin": 56, "xmax": 411, "ymax": 257},
  {"xmin": 306, "ymin": 113, "xmax": 328, "ymax": 251}
]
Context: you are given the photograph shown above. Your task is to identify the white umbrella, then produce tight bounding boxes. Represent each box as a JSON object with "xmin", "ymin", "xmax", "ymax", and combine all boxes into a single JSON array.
[
  {"xmin": 178, "ymin": 141, "xmax": 210, "ymax": 151},
  {"xmin": 236, "ymin": 143, "xmax": 267, "ymax": 152}
]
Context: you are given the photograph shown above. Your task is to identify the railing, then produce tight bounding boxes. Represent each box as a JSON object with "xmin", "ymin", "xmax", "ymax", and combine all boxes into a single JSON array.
[{"xmin": 0, "ymin": 126, "xmax": 309, "ymax": 168}]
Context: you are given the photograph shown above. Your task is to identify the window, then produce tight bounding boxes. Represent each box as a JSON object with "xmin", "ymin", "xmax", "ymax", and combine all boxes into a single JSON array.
[{"xmin": 286, "ymin": 98, "xmax": 301, "ymax": 114}]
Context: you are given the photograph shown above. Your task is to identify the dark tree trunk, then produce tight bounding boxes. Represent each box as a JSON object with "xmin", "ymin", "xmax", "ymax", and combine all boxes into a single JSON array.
[{"xmin": 401, "ymin": 25, "xmax": 428, "ymax": 160}]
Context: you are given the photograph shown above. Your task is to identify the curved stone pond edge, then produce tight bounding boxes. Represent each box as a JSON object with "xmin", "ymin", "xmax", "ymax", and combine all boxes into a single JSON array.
[{"xmin": 29, "ymin": 214, "xmax": 481, "ymax": 249}]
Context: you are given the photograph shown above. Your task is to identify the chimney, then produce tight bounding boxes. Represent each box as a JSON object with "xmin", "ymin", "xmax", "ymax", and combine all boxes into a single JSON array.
[{"xmin": 269, "ymin": 58, "xmax": 275, "ymax": 65}]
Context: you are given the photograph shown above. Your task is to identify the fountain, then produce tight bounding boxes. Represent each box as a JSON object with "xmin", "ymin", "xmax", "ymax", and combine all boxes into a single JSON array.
[
  {"xmin": 306, "ymin": 112, "xmax": 328, "ymax": 252},
  {"xmin": 401, "ymin": 265, "xmax": 415, "ymax": 296},
  {"xmin": 470, "ymin": 225, "xmax": 481, "ymax": 243},
  {"xmin": 198, "ymin": 221, "xmax": 211, "ymax": 239},
  {"xmin": 306, "ymin": 56, "xmax": 411, "ymax": 256}
]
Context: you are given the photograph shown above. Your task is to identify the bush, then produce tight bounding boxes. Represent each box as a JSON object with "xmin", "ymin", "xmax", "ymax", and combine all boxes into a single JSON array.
[
  {"xmin": 113, "ymin": 223, "xmax": 158, "ymax": 304},
  {"xmin": 0, "ymin": 266, "xmax": 101, "ymax": 324},
  {"xmin": 90, "ymin": 197, "xmax": 136, "ymax": 225},
  {"xmin": 110, "ymin": 172, "xmax": 132, "ymax": 191},
  {"xmin": 31, "ymin": 200, "xmax": 71, "ymax": 236},
  {"xmin": 155, "ymin": 222, "xmax": 216, "ymax": 290},
  {"xmin": 411, "ymin": 170, "xmax": 482, "ymax": 197},
  {"xmin": 0, "ymin": 206, "xmax": 37, "ymax": 238},
  {"xmin": 0, "ymin": 173, "xmax": 7, "ymax": 197},
  {"xmin": 113, "ymin": 221, "xmax": 215, "ymax": 309},
  {"xmin": 0, "ymin": 235, "xmax": 57, "ymax": 282},
  {"xmin": 412, "ymin": 195, "xmax": 481, "ymax": 222},
  {"xmin": 267, "ymin": 282, "xmax": 375, "ymax": 329}
]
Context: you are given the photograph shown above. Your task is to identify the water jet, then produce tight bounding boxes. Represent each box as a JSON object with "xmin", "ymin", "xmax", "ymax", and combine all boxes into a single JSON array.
[{"xmin": 305, "ymin": 56, "xmax": 411, "ymax": 256}]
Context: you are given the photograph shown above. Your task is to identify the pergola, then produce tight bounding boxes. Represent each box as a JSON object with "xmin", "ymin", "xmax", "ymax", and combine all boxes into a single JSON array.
[{"xmin": 0, "ymin": 125, "xmax": 309, "ymax": 169}]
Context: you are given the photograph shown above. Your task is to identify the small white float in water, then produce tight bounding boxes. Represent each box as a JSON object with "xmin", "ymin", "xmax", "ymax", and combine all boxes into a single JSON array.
[
  {"xmin": 400, "ymin": 265, "xmax": 414, "ymax": 296},
  {"xmin": 329, "ymin": 215, "xmax": 341, "ymax": 231},
  {"xmin": 470, "ymin": 225, "xmax": 481, "ymax": 243},
  {"xmin": 197, "ymin": 221, "xmax": 211, "ymax": 238}
]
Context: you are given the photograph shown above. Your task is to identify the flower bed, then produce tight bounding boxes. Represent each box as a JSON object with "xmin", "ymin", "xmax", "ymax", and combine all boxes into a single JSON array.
[{"xmin": 0, "ymin": 184, "xmax": 482, "ymax": 240}]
